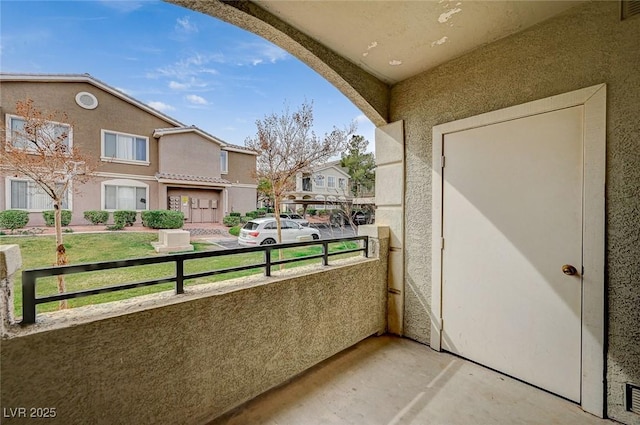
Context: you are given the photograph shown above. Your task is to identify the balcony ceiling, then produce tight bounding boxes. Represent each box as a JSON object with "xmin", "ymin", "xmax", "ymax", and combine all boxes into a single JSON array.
[{"xmin": 256, "ymin": 0, "xmax": 584, "ymax": 84}]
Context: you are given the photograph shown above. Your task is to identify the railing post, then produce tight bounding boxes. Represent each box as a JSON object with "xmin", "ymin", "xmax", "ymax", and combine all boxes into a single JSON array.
[
  {"xmin": 22, "ymin": 271, "xmax": 36, "ymax": 325},
  {"xmin": 322, "ymin": 241, "xmax": 329, "ymax": 266},
  {"xmin": 364, "ymin": 237, "xmax": 369, "ymax": 258},
  {"xmin": 265, "ymin": 248, "xmax": 272, "ymax": 277},
  {"xmin": 176, "ymin": 258, "xmax": 184, "ymax": 294}
]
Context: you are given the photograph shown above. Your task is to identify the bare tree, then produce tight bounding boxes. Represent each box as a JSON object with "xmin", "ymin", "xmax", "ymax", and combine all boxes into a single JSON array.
[
  {"xmin": 1, "ymin": 99, "xmax": 97, "ymax": 308},
  {"xmin": 245, "ymin": 101, "xmax": 355, "ymax": 243}
]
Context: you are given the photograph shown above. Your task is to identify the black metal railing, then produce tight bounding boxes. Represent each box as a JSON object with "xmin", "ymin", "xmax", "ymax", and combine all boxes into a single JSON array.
[{"xmin": 21, "ymin": 236, "xmax": 368, "ymax": 324}]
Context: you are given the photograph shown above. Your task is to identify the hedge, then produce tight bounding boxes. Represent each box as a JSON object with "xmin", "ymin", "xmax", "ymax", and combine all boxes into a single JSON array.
[
  {"xmin": 83, "ymin": 210, "xmax": 109, "ymax": 225},
  {"xmin": 114, "ymin": 210, "xmax": 136, "ymax": 227},
  {"xmin": 141, "ymin": 210, "xmax": 184, "ymax": 229},
  {"xmin": 222, "ymin": 215, "xmax": 241, "ymax": 227},
  {"xmin": 0, "ymin": 210, "xmax": 29, "ymax": 230},
  {"xmin": 43, "ymin": 210, "xmax": 72, "ymax": 227},
  {"xmin": 228, "ymin": 225, "xmax": 241, "ymax": 237},
  {"xmin": 229, "ymin": 212, "xmax": 241, "ymax": 217}
]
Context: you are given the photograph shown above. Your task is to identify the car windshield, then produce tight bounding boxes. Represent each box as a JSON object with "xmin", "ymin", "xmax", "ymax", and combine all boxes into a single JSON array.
[
  {"xmin": 290, "ymin": 214, "xmax": 303, "ymax": 219},
  {"xmin": 242, "ymin": 222, "xmax": 259, "ymax": 230}
]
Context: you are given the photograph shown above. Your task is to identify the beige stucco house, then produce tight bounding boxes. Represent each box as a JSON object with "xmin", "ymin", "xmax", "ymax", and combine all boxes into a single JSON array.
[
  {"xmin": 0, "ymin": 74, "xmax": 257, "ymax": 226},
  {"xmin": 284, "ymin": 161, "xmax": 351, "ymax": 211}
]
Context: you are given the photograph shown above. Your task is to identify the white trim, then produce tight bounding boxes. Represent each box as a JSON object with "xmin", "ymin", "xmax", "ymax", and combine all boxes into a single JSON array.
[
  {"xmin": 224, "ymin": 146, "xmax": 258, "ymax": 156},
  {"xmin": 312, "ymin": 164, "xmax": 350, "ymax": 178},
  {"xmin": 152, "ymin": 127, "xmax": 258, "ymax": 156},
  {"xmin": 101, "ymin": 179, "xmax": 149, "ymax": 212},
  {"xmin": 75, "ymin": 91, "xmax": 98, "ymax": 110},
  {"xmin": 93, "ymin": 171, "xmax": 157, "ymax": 182},
  {"xmin": 100, "ymin": 129, "xmax": 150, "ymax": 166},
  {"xmin": 230, "ymin": 183, "xmax": 258, "ymax": 189},
  {"xmin": 431, "ymin": 84, "xmax": 606, "ymax": 417},
  {"xmin": 5, "ymin": 177, "xmax": 73, "ymax": 212}
]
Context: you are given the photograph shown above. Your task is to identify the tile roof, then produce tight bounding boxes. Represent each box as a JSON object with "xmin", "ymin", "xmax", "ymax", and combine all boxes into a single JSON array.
[{"xmin": 155, "ymin": 172, "xmax": 231, "ymax": 184}]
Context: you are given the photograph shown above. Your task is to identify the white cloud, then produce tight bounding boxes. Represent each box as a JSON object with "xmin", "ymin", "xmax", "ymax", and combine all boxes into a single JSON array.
[
  {"xmin": 147, "ymin": 101, "xmax": 175, "ymax": 112},
  {"xmin": 185, "ymin": 94, "xmax": 208, "ymax": 105},
  {"xmin": 175, "ymin": 16, "xmax": 198, "ymax": 34},
  {"xmin": 151, "ymin": 53, "xmax": 220, "ymax": 80},
  {"xmin": 169, "ymin": 81, "xmax": 188, "ymax": 90}
]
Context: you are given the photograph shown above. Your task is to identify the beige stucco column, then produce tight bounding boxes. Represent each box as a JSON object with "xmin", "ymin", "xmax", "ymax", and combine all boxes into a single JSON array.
[
  {"xmin": 0, "ymin": 244, "xmax": 21, "ymax": 334},
  {"xmin": 374, "ymin": 121, "xmax": 404, "ymax": 335}
]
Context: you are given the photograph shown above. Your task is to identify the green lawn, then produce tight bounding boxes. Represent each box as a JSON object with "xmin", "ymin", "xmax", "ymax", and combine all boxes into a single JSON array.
[{"xmin": 0, "ymin": 232, "xmax": 361, "ymax": 317}]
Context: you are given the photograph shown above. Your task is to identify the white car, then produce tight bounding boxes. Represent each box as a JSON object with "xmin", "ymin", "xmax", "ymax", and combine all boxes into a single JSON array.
[
  {"xmin": 279, "ymin": 213, "xmax": 309, "ymax": 226},
  {"xmin": 238, "ymin": 218, "xmax": 320, "ymax": 246}
]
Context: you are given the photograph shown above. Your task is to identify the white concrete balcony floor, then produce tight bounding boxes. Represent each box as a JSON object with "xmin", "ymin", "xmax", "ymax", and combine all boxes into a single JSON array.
[{"xmin": 210, "ymin": 335, "xmax": 613, "ymax": 425}]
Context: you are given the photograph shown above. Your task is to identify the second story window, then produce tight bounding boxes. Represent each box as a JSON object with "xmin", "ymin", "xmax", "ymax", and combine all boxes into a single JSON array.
[
  {"xmin": 101, "ymin": 130, "xmax": 148, "ymax": 165},
  {"xmin": 338, "ymin": 178, "xmax": 346, "ymax": 189},
  {"xmin": 7, "ymin": 114, "xmax": 71, "ymax": 151},
  {"xmin": 327, "ymin": 176, "xmax": 336, "ymax": 188},
  {"xmin": 220, "ymin": 150, "xmax": 228, "ymax": 174},
  {"xmin": 315, "ymin": 174, "xmax": 325, "ymax": 187}
]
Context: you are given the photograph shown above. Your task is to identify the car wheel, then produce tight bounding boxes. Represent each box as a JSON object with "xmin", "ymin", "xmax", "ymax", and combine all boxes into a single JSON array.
[
  {"xmin": 261, "ymin": 238, "xmax": 276, "ymax": 245},
  {"xmin": 312, "ymin": 234, "xmax": 319, "ymax": 240}
]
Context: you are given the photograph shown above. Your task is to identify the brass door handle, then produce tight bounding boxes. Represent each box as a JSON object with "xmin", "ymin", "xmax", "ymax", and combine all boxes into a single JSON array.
[{"xmin": 562, "ymin": 264, "xmax": 578, "ymax": 276}]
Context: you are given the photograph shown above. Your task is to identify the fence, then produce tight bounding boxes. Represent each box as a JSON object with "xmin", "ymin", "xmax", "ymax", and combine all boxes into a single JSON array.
[{"xmin": 21, "ymin": 236, "xmax": 368, "ymax": 324}]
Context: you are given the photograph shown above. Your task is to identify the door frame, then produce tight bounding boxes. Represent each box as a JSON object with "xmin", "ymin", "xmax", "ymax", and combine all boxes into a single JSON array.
[{"xmin": 430, "ymin": 84, "xmax": 606, "ymax": 417}]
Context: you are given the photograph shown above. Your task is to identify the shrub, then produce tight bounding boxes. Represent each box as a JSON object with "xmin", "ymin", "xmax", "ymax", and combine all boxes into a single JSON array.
[
  {"xmin": 240, "ymin": 216, "xmax": 251, "ymax": 224},
  {"xmin": 317, "ymin": 209, "xmax": 328, "ymax": 216},
  {"xmin": 229, "ymin": 211, "xmax": 241, "ymax": 217},
  {"xmin": 141, "ymin": 210, "xmax": 184, "ymax": 229},
  {"xmin": 307, "ymin": 208, "xmax": 317, "ymax": 216},
  {"xmin": 228, "ymin": 225, "xmax": 241, "ymax": 237},
  {"xmin": 114, "ymin": 210, "xmax": 136, "ymax": 227},
  {"xmin": 222, "ymin": 215, "xmax": 241, "ymax": 227},
  {"xmin": 42, "ymin": 210, "xmax": 72, "ymax": 227},
  {"xmin": 0, "ymin": 210, "xmax": 29, "ymax": 230},
  {"xmin": 246, "ymin": 210, "xmax": 260, "ymax": 219},
  {"xmin": 83, "ymin": 210, "xmax": 109, "ymax": 225}
]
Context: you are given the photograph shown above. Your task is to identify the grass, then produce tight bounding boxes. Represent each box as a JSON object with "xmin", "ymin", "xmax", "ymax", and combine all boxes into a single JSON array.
[{"xmin": 0, "ymin": 232, "xmax": 361, "ymax": 317}]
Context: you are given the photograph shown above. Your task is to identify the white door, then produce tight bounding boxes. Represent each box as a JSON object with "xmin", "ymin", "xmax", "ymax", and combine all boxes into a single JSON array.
[{"xmin": 441, "ymin": 106, "xmax": 584, "ymax": 402}]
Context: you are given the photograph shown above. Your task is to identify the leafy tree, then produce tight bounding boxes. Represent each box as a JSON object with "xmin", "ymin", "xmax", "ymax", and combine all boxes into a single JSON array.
[
  {"xmin": 1, "ymin": 99, "xmax": 97, "ymax": 308},
  {"xmin": 245, "ymin": 101, "xmax": 355, "ymax": 243},
  {"xmin": 340, "ymin": 135, "xmax": 375, "ymax": 197}
]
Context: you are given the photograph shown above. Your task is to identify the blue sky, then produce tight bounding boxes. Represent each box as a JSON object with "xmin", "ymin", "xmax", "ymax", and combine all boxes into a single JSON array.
[{"xmin": 0, "ymin": 0, "xmax": 375, "ymax": 151}]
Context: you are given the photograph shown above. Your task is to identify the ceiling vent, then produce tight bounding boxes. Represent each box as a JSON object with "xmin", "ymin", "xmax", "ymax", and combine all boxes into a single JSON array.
[
  {"xmin": 75, "ymin": 91, "xmax": 98, "ymax": 110},
  {"xmin": 627, "ymin": 383, "xmax": 640, "ymax": 415},
  {"xmin": 621, "ymin": 0, "xmax": 640, "ymax": 20}
]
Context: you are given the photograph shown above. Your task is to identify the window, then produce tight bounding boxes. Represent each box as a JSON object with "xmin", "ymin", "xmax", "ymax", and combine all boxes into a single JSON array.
[
  {"xmin": 7, "ymin": 115, "xmax": 71, "ymax": 151},
  {"xmin": 220, "ymin": 150, "xmax": 228, "ymax": 174},
  {"xmin": 339, "ymin": 178, "xmax": 346, "ymax": 189},
  {"xmin": 101, "ymin": 130, "xmax": 148, "ymax": 165},
  {"xmin": 327, "ymin": 176, "xmax": 336, "ymax": 188},
  {"xmin": 102, "ymin": 180, "xmax": 148, "ymax": 211},
  {"xmin": 8, "ymin": 179, "xmax": 69, "ymax": 211},
  {"xmin": 315, "ymin": 174, "xmax": 325, "ymax": 187}
]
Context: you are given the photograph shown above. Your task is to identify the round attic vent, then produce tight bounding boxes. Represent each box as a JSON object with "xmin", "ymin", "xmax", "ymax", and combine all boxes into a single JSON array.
[{"xmin": 75, "ymin": 91, "xmax": 98, "ymax": 110}]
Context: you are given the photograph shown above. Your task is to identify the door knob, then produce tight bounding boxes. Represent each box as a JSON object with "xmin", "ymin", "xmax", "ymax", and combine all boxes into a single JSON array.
[{"xmin": 562, "ymin": 264, "xmax": 578, "ymax": 276}]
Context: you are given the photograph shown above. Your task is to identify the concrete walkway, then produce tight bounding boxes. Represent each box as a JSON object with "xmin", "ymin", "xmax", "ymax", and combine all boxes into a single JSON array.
[{"xmin": 210, "ymin": 335, "xmax": 614, "ymax": 425}]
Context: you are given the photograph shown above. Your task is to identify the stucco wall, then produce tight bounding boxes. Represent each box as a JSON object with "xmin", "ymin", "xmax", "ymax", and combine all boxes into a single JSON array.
[
  {"xmin": 227, "ymin": 185, "xmax": 257, "ymax": 214},
  {"xmin": 158, "ymin": 132, "xmax": 222, "ymax": 178},
  {"xmin": 0, "ymin": 233, "xmax": 387, "ymax": 425},
  {"xmin": 391, "ymin": 2, "xmax": 639, "ymax": 423},
  {"xmin": 224, "ymin": 150, "xmax": 257, "ymax": 185}
]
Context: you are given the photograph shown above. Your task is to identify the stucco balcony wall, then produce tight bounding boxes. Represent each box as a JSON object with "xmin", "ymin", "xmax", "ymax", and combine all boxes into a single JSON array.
[{"xmin": 0, "ymin": 228, "xmax": 388, "ymax": 425}]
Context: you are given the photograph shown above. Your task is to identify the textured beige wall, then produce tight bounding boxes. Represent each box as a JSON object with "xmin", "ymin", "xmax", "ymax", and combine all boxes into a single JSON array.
[
  {"xmin": 225, "ymin": 150, "xmax": 257, "ymax": 185},
  {"xmin": 158, "ymin": 132, "xmax": 221, "ymax": 177},
  {"xmin": 0, "ymin": 243, "xmax": 387, "ymax": 425},
  {"xmin": 227, "ymin": 186, "xmax": 257, "ymax": 214},
  {"xmin": 391, "ymin": 3, "xmax": 639, "ymax": 423}
]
